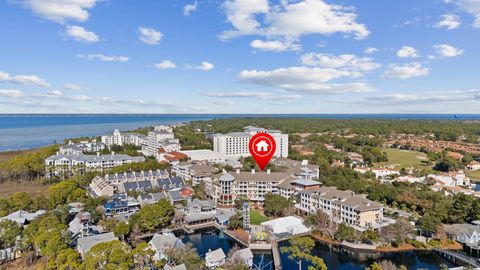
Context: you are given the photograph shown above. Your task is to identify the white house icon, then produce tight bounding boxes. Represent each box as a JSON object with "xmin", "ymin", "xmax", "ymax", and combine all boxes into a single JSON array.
[{"xmin": 256, "ymin": 140, "xmax": 269, "ymax": 152}]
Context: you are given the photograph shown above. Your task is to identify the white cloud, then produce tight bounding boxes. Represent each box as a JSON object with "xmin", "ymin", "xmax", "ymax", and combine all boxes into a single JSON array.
[
  {"xmin": 364, "ymin": 47, "xmax": 378, "ymax": 54},
  {"xmin": 445, "ymin": 0, "xmax": 480, "ymax": 28},
  {"xmin": 64, "ymin": 83, "xmax": 84, "ymax": 91},
  {"xmin": 154, "ymin": 60, "xmax": 177, "ymax": 70},
  {"xmin": 237, "ymin": 66, "xmax": 373, "ymax": 93},
  {"xmin": 0, "ymin": 89, "xmax": 25, "ymax": 99},
  {"xmin": 300, "ymin": 53, "xmax": 381, "ymax": 72},
  {"xmin": 77, "ymin": 54, "xmax": 129, "ymax": 62},
  {"xmin": 19, "ymin": 0, "xmax": 98, "ymax": 23},
  {"xmin": 71, "ymin": 95, "xmax": 91, "ymax": 101},
  {"xmin": 0, "ymin": 71, "xmax": 50, "ymax": 87},
  {"xmin": 211, "ymin": 99, "xmax": 235, "ymax": 105},
  {"xmin": 433, "ymin": 44, "xmax": 464, "ymax": 57},
  {"xmin": 206, "ymin": 91, "xmax": 302, "ymax": 101},
  {"xmin": 138, "ymin": 27, "xmax": 163, "ymax": 45},
  {"xmin": 250, "ymin": 39, "xmax": 301, "ymax": 52},
  {"xmin": 65, "ymin": 25, "xmax": 99, "ymax": 43},
  {"xmin": 357, "ymin": 93, "xmax": 475, "ymax": 106},
  {"xmin": 435, "ymin": 14, "xmax": 461, "ymax": 30},
  {"xmin": 183, "ymin": 1, "xmax": 198, "ymax": 16},
  {"xmin": 190, "ymin": 62, "xmax": 214, "ymax": 71},
  {"xmin": 396, "ymin": 46, "xmax": 419, "ymax": 58},
  {"xmin": 382, "ymin": 62, "xmax": 429, "ymax": 79},
  {"xmin": 221, "ymin": 0, "xmax": 369, "ymax": 41}
]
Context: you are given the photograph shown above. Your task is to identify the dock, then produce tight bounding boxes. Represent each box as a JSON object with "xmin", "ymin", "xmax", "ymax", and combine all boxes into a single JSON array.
[
  {"xmin": 272, "ymin": 240, "xmax": 282, "ymax": 270},
  {"xmin": 433, "ymin": 248, "xmax": 480, "ymax": 268}
]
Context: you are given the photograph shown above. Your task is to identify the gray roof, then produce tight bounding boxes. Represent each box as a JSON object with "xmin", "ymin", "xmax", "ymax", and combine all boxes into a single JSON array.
[
  {"xmin": 300, "ymin": 186, "xmax": 382, "ymax": 211},
  {"xmin": 138, "ymin": 192, "xmax": 168, "ymax": 203},
  {"xmin": 224, "ymin": 171, "xmax": 292, "ymax": 182},
  {"xmin": 444, "ymin": 224, "xmax": 480, "ymax": 237},
  {"xmin": 234, "ymin": 248, "xmax": 254, "ymax": 261},
  {"xmin": 186, "ymin": 199, "xmax": 214, "ymax": 210},
  {"xmin": 216, "ymin": 209, "xmax": 236, "ymax": 224},
  {"xmin": 77, "ymin": 232, "xmax": 118, "ymax": 254},
  {"xmin": 105, "ymin": 170, "xmax": 169, "ymax": 182},
  {"xmin": 219, "ymin": 173, "xmax": 235, "ymax": 182},
  {"xmin": 47, "ymin": 153, "xmax": 144, "ymax": 163},
  {"xmin": 122, "ymin": 180, "xmax": 153, "ymax": 192},
  {"xmin": 292, "ymin": 179, "xmax": 321, "ymax": 186},
  {"xmin": 157, "ymin": 177, "xmax": 185, "ymax": 191},
  {"xmin": 0, "ymin": 210, "xmax": 46, "ymax": 224},
  {"xmin": 168, "ymin": 190, "xmax": 186, "ymax": 202},
  {"xmin": 149, "ymin": 233, "xmax": 185, "ymax": 251},
  {"xmin": 206, "ymin": 248, "xmax": 226, "ymax": 262}
]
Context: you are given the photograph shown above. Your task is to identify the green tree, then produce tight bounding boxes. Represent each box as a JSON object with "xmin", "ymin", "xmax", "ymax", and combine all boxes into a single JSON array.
[
  {"xmin": 264, "ymin": 193, "xmax": 290, "ymax": 217},
  {"xmin": 164, "ymin": 242, "xmax": 204, "ymax": 269},
  {"xmin": 418, "ymin": 214, "xmax": 440, "ymax": 236},
  {"xmin": 113, "ymin": 221, "xmax": 130, "ymax": 241},
  {"xmin": 281, "ymin": 237, "xmax": 326, "ymax": 270},
  {"xmin": 83, "ymin": 240, "xmax": 133, "ymax": 270},
  {"xmin": 55, "ymin": 248, "xmax": 82, "ymax": 270},
  {"xmin": 334, "ymin": 223, "xmax": 357, "ymax": 242},
  {"xmin": 129, "ymin": 199, "xmax": 174, "ymax": 233},
  {"xmin": 132, "ymin": 242, "xmax": 155, "ymax": 269}
]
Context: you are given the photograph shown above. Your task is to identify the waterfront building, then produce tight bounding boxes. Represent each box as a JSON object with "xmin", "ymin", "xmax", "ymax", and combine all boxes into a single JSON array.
[
  {"xmin": 261, "ymin": 216, "xmax": 310, "ymax": 236},
  {"xmin": 77, "ymin": 232, "xmax": 118, "ymax": 258},
  {"xmin": 60, "ymin": 140, "xmax": 105, "ymax": 155},
  {"xmin": 212, "ymin": 126, "xmax": 288, "ymax": 158},
  {"xmin": 137, "ymin": 192, "xmax": 169, "ymax": 206},
  {"xmin": 45, "ymin": 152, "xmax": 145, "ymax": 178},
  {"xmin": 298, "ymin": 186, "xmax": 389, "ymax": 231},
  {"xmin": 149, "ymin": 230, "xmax": 185, "ymax": 261},
  {"xmin": 101, "ymin": 129, "xmax": 146, "ymax": 147},
  {"xmin": 205, "ymin": 248, "xmax": 226, "ymax": 269},
  {"xmin": 232, "ymin": 248, "xmax": 254, "ymax": 268}
]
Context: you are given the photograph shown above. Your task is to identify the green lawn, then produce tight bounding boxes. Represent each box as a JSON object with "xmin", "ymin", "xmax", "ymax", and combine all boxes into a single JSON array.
[
  {"xmin": 466, "ymin": 170, "xmax": 480, "ymax": 181},
  {"xmin": 250, "ymin": 209, "xmax": 270, "ymax": 225},
  {"xmin": 376, "ymin": 148, "xmax": 432, "ymax": 170}
]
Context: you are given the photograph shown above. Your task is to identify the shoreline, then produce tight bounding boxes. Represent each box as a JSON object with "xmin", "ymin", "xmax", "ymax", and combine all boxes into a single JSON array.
[{"xmin": 310, "ymin": 233, "xmax": 463, "ymax": 253}]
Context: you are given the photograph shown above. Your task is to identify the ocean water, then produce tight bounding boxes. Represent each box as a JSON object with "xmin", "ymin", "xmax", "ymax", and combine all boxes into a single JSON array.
[{"xmin": 1, "ymin": 114, "xmax": 480, "ymax": 152}]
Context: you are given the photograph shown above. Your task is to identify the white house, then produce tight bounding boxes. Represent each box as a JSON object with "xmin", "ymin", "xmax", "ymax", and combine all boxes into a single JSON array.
[
  {"xmin": 77, "ymin": 232, "xmax": 118, "ymax": 258},
  {"xmin": 232, "ymin": 248, "xmax": 254, "ymax": 268},
  {"xmin": 256, "ymin": 140, "xmax": 269, "ymax": 152},
  {"xmin": 261, "ymin": 216, "xmax": 310, "ymax": 236},
  {"xmin": 466, "ymin": 161, "xmax": 480, "ymax": 171},
  {"xmin": 149, "ymin": 230, "xmax": 185, "ymax": 261},
  {"xmin": 205, "ymin": 248, "xmax": 226, "ymax": 269}
]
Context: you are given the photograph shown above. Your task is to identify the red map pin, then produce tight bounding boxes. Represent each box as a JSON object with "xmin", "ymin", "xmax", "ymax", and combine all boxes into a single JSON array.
[{"xmin": 248, "ymin": 133, "xmax": 276, "ymax": 171}]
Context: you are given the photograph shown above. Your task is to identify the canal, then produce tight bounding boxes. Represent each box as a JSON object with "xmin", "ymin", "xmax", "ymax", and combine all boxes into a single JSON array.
[{"xmin": 179, "ymin": 228, "xmax": 457, "ymax": 270}]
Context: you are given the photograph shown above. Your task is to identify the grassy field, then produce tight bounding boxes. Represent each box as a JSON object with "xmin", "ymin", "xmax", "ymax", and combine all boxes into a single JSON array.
[
  {"xmin": 376, "ymin": 148, "xmax": 431, "ymax": 170},
  {"xmin": 0, "ymin": 148, "xmax": 38, "ymax": 161},
  {"xmin": 0, "ymin": 182, "xmax": 49, "ymax": 198},
  {"xmin": 466, "ymin": 170, "xmax": 480, "ymax": 181},
  {"xmin": 250, "ymin": 209, "xmax": 270, "ymax": 225}
]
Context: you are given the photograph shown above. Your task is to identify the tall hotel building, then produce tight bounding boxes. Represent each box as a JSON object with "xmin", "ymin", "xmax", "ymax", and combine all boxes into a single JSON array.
[{"xmin": 212, "ymin": 126, "xmax": 288, "ymax": 158}]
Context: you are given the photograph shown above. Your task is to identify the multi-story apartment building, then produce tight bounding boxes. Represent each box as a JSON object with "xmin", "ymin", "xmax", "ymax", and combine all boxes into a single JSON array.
[
  {"xmin": 212, "ymin": 169, "xmax": 293, "ymax": 205},
  {"xmin": 60, "ymin": 140, "xmax": 106, "ymax": 155},
  {"xmin": 141, "ymin": 126, "xmax": 181, "ymax": 159},
  {"xmin": 298, "ymin": 186, "xmax": 385, "ymax": 231},
  {"xmin": 101, "ymin": 129, "xmax": 146, "ymax": 147},
  {"xmin": 45, "ymin": 152, "xmax": 145, "ymax": 178},
  {"xmin": 212, "ymin": 126, "xmax": 288, "ymax": 158},
  {"xmin": 172, "ymin": 161, "xmax": 218, "ymax": 186}
]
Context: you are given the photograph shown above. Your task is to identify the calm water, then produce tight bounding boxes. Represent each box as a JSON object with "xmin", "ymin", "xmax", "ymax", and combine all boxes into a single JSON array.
[
  {"xmin": 278, "ymin": 240, "xmax": 456, "ymax": 270},
  {"xmin": 2, "ymin": 114, "xmax": 480, "ymax": 151},
  {"xmin": 179, "ymin": 228, "xmax": 274, "ymax": 270},
  {"xmin": 179, "ymin": 229, "xmax": 455, "ymax": 270}
]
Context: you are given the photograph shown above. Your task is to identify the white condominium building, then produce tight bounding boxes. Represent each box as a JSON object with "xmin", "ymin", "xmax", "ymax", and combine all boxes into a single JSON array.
[
  {"xmin": 45, "ymin": 152, "xmax": 145, "ymax": 178},
  {"xmin": 60, "ymin": 140, "xmax": 106, "ymax": 155},
  {"xmin": 141, "ymin": 127, "xmax": 181, "ymax": 159},
  {"xmin": 212, "ymin": 126, "xmax": 288, "ymax": 158},
  {"xmin": 212, "ymin": 169, "xmax": 292, "ymax": 205},
  {"xmin": 172, "ymin": 161, "xmax": 218, "ymax": 186},
  {"xmin": 101, "ymin": 129, "xmax": 146, "ymax": 147},
  {"xmin": 298, "ymin": 186, "xmax": 386, "ymax": 231}
]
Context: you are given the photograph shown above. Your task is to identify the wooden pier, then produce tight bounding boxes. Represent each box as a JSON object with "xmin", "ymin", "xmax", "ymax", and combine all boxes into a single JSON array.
[{"xmin": 433, "ymin": 248, "xmax": 480, "ymax": 268}]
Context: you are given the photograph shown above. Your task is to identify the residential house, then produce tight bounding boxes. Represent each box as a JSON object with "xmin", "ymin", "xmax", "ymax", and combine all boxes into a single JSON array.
[
  {"xmin": 149, "ymin": 230, "xmax": 185, "ymax": 261},
  {"xmin": 205, "ymin": 248, "xmax": 226, "ymax": 269},
  {"xmin": 232, "ymin": 248, "xmax": 254, "ymax": 268},
  {"xmin": 77, "ymin": 232, "xmax": 118, "ymax": 258}
]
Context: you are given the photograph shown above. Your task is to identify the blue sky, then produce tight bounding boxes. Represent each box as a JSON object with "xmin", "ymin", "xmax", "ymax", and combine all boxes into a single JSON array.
[{"xmin": 1, "ymin": 0, "xmax": 480, "ymax": 114}]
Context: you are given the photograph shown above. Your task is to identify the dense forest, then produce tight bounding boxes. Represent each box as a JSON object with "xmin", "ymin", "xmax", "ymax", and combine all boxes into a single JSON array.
[{"xmin": 188, "ymin": 118, "xmax": 480, "ymax": 140}]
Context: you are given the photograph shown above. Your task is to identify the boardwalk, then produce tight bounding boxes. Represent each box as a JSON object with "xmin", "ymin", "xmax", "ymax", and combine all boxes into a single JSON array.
[
  {"xmin": 433, "ymin": 248, "xmax": 480, "ymax": 268},
  {"xmin": 271, "ymin": 240, "xmax": 282, "ymax": 270}
]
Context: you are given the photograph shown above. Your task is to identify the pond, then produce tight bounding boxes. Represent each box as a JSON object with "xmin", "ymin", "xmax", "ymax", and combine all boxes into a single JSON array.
[
  {"xmin": 278, "ymin": 240, "xmax": 457, "ymax": 270},
  {"xmin": 178, "ymin": 228, "xmax": 457, "ymax": 270}
]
